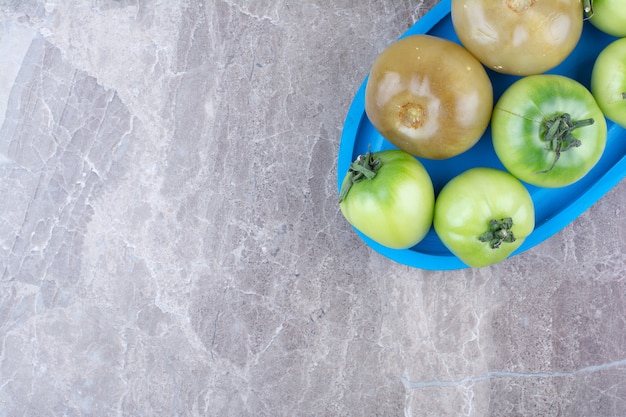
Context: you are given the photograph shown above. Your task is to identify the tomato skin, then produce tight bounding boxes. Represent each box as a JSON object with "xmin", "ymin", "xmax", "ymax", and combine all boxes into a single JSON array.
[
  {"xmin": 451, "ymin": 0, "xmax": 584, "ymax": 75},
  {"xmin": 492, "ymin": 74, "xmax": 607, "ymax": 188},
  {"xmin": 589, "ymin": 0, "xmax": 626, "ymax": 37},
  {"xmin": 433, "ymin": 168, "xmax": 535, "ymax": 268},
  {"xmin": 591, "ymin": 37, "xmax": 626, "ymax": 129},
  {"xmin": 339, "ymin": 150, "xmax": 435, "ymax": 249},
  {"xmin": 364, "ymin": 34, "xmax": 493, "ymax": 160}
]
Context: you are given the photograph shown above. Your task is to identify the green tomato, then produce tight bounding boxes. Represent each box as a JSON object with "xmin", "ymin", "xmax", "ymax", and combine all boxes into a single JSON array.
[
  {"xmin": 339, "ymin": 150, "xmax": 434, "ymax": 249},
  {"xmin": 589, "ymin": 0, "xmax": 626, "ymax": 37},
  {"xmin": 492, "ymin": 74, "xmax": 607, "ymax": 188},
  {"xmin": 433, "ymin": 167, "xmax": 535, "ymax": 268},
  {"xmin": 591, "ymin": 37, "xmax": 626, "ymax": 129}
]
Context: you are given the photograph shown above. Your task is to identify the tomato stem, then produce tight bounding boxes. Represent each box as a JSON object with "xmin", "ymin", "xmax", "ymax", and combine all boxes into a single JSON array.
[
  {"xmin": 583, "ymin": 0, "xmax": 593, "ymax": 19},
  {"xmin": 536, "ymin": 113, "xmax": 594, "ymax": 174},
  {"xmin": 339, "ymin": 151, "xmax": 382, "ymax": 202},
  {"xmin": 506, "ymin": 0, "xmax": 535, "ymax": 13},
  {"xmin": 479, "ymin": 218, "xmax": 516, "ymax": 249}
]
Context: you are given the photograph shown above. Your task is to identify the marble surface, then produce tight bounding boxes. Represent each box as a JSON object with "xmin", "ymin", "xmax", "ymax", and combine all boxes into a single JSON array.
[{"xmin": 1, "ymin": 1, "xmax": 625, "ymax": 416}]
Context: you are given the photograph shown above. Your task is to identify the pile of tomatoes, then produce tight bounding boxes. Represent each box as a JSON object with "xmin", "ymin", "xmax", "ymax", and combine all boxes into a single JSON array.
[{"xmin": 339, "ymin": 0, "xmax": 626, "ymax": 268}]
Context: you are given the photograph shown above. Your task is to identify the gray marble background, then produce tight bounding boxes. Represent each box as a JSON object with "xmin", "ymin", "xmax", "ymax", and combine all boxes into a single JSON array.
[{"xmin": 1, "ymin": 1, "xmax": 625, "ymax": 416}]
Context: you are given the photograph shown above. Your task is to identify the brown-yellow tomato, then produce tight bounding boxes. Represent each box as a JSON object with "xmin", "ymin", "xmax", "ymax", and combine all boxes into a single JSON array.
[
  {"xmin": 364, "ymin": 34, "xmax": 493, "ymax": 160},
  {"xmin": 451, "ymin": 0, "xmax": 584, "ymax": 76}
]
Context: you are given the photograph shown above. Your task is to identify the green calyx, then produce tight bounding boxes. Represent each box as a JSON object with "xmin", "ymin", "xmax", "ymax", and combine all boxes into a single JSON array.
[
  {"xmin": 536, "ymin": 113, "xmax": 594, "ymax": 174},
  {"xmin": 583, "ymin": 0, "xmax": 593, "ymax": 19},
  {"xmin": 338, "ymin": 151, "xmax": 382, "ymax": 203},
  {"xmin": 479, "ymin": 217, "xmax": 516, "ymax": 249}
]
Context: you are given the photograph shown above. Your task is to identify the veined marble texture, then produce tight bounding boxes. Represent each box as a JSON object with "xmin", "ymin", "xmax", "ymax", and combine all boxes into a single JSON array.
[{"xmin": 0, "ymin": 0, "xmax": 625, "ymax": 416}]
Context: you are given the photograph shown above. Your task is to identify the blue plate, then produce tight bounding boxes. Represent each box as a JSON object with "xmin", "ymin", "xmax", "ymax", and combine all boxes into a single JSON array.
[{"xmin": 337, "ymin": 0, "xmax": 626, "ymax": 270}]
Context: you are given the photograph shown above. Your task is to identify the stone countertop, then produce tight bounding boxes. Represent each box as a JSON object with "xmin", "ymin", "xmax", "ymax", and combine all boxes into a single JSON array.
[{"xmin": 1, "ymin": 1, "xmax": 625, "ymax": 416}]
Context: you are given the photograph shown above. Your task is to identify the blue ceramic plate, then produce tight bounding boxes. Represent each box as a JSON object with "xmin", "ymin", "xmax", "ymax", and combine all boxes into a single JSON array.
[{"xmin": 337, "ymin": 0, "xmax": 626, "ymax": 270}]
